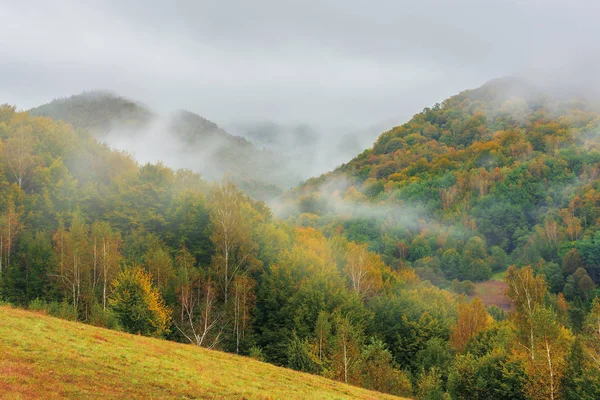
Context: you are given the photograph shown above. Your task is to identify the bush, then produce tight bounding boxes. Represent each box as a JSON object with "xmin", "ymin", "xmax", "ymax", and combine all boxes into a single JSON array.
[
  {"xmin": 451, "ymin": 279, "xmax": 475, "ymax": 296},
  {"xmin": 249, "ymin": 346, "xmax": 265, "ymax": 362},
  {"xmin": 28, "ymin": 298, "xmax": 78, "ymax": 320},
  {"xmin": 88, "ymin": 303, "xmax": 122, "ymax": 330},
  {"xmin": 48, "ymin": 301, "xmax": 78, "ymax": 321},
  {"xmin": 28, "ymin": 298, "xmax": 48, "ymax": 313},
  {"xmin": 359, "ymin": 339, "xmax": 413, "ymax": 397},
  {"xmin": 109, "ymin": 267, "xmax": 171, "ymax": 337}
]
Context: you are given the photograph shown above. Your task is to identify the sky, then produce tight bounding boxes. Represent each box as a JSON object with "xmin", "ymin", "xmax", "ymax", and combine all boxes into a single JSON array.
[{"xmin": 2, "ymin": 0, "xmax": 600, "ymax": 132}]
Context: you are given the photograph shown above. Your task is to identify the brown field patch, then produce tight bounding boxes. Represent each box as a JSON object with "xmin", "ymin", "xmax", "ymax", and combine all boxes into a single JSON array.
[{"xmin": 472, "ymin": 280, "xmax": 512, "ymax": 311}]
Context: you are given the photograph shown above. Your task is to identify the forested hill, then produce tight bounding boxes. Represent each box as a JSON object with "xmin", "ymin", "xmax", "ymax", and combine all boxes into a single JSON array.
[
  {"xmin": 286, "ymin": 78, "xmax": 600, "ymax": 290},
  {"xmin": 29, "ymin": 91, "xmax": 155, "ymax": 135},
  {"xmin": 29, "ymin": 92, "xmax": 302, "ymax": 199}
]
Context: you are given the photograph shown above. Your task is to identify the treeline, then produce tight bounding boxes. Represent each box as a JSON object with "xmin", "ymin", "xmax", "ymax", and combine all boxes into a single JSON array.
[{"xmin": 1, "ymin": 103, "xmax": 600, "ymax": 398}]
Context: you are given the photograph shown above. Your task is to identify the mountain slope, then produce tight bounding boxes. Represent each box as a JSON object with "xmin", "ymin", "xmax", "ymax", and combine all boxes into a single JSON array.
[
  {"xmin": 28, "ymin": 91, "xmax": 155, "ymax": 135},
  {"xmin": 0, "ymin": 306, "xmax": 405, "ymax": 400},
  {"xmin": 286, "ymin": 77, "xmax": 600, "ymax": 287}
]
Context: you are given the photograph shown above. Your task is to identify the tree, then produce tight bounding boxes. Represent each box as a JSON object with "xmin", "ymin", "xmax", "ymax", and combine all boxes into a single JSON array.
[
  {"xmin": 287, "ymin": 331, "xmax": 319, "ymax": 373},
  {"xmin": 232, "ymin": 274, "xmax": 255, "ymax": 353},
  {"xmin": 561, "ymin": 338, "xmax": 600, "ymax": 400},
  {"xmin": 0, "ymin": 197, "xmax": 22, "ymax": 276},
  {"xmin": 450, "ymin": 297, "xmax": 492, "ymax": 352},
  {"xmin": 359, "ymin": 339, "xmax": 412, "ymax": 396},
  {"xmin": 520, "ymin": 307, "xmax": 571, "ymax": 400},
  {"xmin": 416, "ymin": 368, "xmax": 445, "ymax": 400},
  {"xmin": 109, "ymin": 267, "xmax": 170, "ymax": 337},
  {"xmin": 563, "ymin": 248, "xmax": 584, "ymax": 275},
  {"xmin": 441, "ymin": 248, "xmax": 460, "ymax": 279},
  {"xmin": 3, "ymin": 231, "xmax": 55, "ymax": 305},
  {"xmin": 90, "ymin": 221, "xmax": 121, "ymax": 310},
  {"xmin": 314, "ymin": 311, "xmax": 331, "ymax": 362},
  {"xmin": 541, "ymin": 262, "xmax": 564, "ymax": 294},
  {"xmin": 582, "ymin": 298, "xmax": 600, "ymax": 371},
  {"xmin": 173, "ymin": 248, "xmax": 224, "ymax": 349},
  {"xmin": 448, "ymin": 352, "xmax": 527, "ymax": 400},
  {"xmin": 2, "ymin": 125, "xmax": 34, "ymax": 188},
  {"xmin": 506, "ymin": 265, "xmax": 547, "ymax": 361},
  {"xmin": 488, "ymin": 245, "xmax": 507, "ymax": 272},
  {"xmin": 573, "ymin": 267, "xmax": 595, "ymax": 301},
  {"xmin": 460, "ymin": 236, "xmax": 491, "ymax": 281},
  {"xmin": 145, "ymin": 244, "xmax": 174, "ymax": 291},
  {"xmin": 344, "ymin": 242, "xmax": 383, "ymax": 297},
  {"xmin": 208, "ymin": 180, "xmax": 258, "ymax": 304},
  {"xmin": 576, "ymin": 232, "xmax": 600, "ymax": 282},
  {"xmin": 52, "ymin": 214, "xmax": 90, "ymax": 312},
  {"xmin": 332, "ymin": 316, "xmax": 361, "ymax": 384}
]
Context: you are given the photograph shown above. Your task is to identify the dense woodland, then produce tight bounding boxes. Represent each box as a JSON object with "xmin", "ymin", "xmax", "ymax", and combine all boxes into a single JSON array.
[{"xmin": 2, "ymin": 78, "xmax": 600, "ymax": 399}]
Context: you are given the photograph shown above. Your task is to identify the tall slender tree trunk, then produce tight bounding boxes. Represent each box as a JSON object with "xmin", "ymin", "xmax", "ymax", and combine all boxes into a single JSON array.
[
  {"xmin": 224, "ymin": 243, "xmax": 229, "ymax": 304},
  {"xmin": 343, "ymin": 340, "xmax": 348, "ymax": 383},
  {"xmin": 102, "ymin": 239, "xmax": 107, "ymax": 310},
  {"xmin": 0, "ymin": 233, "xmax": 3, "ymax": 276},
  {"xmin": 545, "ymin": 338, "xmax": 555, "ymax": 400},
  {"xmin": 7, "ymin": 211, "xmax": 11, "ymax": 269}
]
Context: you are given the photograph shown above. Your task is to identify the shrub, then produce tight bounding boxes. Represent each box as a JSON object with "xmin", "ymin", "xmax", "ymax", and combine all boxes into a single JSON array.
[{"xmin": 109, "ymin": 267, "xmax": 170, "ymax": 337}]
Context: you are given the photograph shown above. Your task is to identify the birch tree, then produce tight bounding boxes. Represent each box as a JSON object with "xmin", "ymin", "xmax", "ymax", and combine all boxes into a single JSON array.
[
  {"xmin": 208, "ymin": 180, "xmax": 258, "ymax": 304},
  {"xmin": 2, "ymin": 125, "xmax": 34, "ymax": 188},
  {"xmin": 332, "ymin": 316, "xmax": 360, "ymax": 384},
  {"xmin": 0, "ymin": 198, "xmax": 22, "ymax": 276},
  {"xmin": 145, "ymin": 243, "xmax": 174, "ymax": 291},
  {"xmin": 90, "ymin": 221, "xmax": 121, "ymax": 310},
  {"xmin": 52, "ymin": 214, "xmax": 90, "ymax": 311},
  {"xmin": 174, "ymin": 247, "xmax": 223, "ymax": 349},
  {"xmin": 506, "ymin": 265, "xmax": 547, "ymax": 361},
  {"xmin": 522, "ymin": 307, "xmax": 571, "ymax": 400},
  {"xmin": 232, "ymin": 274, "xmax": 254, "ymax": 353},
  {"xmin": 344, "ymin": 242, "xmax": 383, "ymax": 297}
]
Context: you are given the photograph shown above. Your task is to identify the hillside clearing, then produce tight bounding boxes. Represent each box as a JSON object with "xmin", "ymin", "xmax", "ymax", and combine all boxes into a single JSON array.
[
  {"xmin": 0, "ymin": 306, "xmax": 406, "ymax": 400},
  {"xmin": 472, "ymin": 271, "xmax": 511, "ymax": 311}
]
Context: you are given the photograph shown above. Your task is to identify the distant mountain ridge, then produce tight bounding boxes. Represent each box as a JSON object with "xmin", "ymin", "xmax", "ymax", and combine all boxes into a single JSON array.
[
  {"xmin": 29, "ymin": 90, "xmax": 155, "ymax": 134},
  {"xmin": 29, "ymin": 92, "xmax": 302, "ymax": 199}
]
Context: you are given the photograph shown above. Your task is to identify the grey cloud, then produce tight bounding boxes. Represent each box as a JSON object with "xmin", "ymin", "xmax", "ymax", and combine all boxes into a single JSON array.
[{"xmin": 2, "ymin": 0, "xmax": 600, "ymax": 176}]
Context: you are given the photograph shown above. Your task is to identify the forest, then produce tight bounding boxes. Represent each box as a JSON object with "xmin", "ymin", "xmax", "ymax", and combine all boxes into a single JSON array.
[{"xmin": 1, "ymin": 77, "xmax": 600, "ymax": 399}]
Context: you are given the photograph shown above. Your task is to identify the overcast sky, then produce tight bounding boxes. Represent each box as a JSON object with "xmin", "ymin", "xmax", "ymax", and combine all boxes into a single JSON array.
[{"xmin": 2, "ymin": 0, "xmax": 599, "ymax": 131}]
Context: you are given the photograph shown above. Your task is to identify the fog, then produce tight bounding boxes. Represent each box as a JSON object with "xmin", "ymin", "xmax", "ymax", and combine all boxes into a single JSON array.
[{"xmin": 2, "ymin": 0, "xmax": 600, "ymax": 182}]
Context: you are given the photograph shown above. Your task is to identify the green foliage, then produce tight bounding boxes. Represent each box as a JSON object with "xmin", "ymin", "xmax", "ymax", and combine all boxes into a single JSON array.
[
  {"xmin": 109, "ymin": 267, "xmax": 170, "ymax": 337},
  {"xmin": 286, "ymin": 331, "xmax": 319, "ymax": 373},
  {"xmin": 28, "ymin": 298, "xmax": 78, "ymax": 321},
  {"xmin": 561, "ymin": 338, "xmax": 600, "ymax": 400},
  {"xmin": 88, "ymin": 303, "xmax": 122, "ymax": 330},
  {"xmin": 358, "ymin": 339, "xmax": 413, "ymax": 397},
  {"xmin": 448, "ymin": 352, "xmax": 526, "ymax": 400}
]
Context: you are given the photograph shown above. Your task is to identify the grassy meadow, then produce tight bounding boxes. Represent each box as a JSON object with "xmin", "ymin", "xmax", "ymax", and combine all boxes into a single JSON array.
[{"xmin": 0, "ymin": 305, "xmax": 407, "ymax": 399}]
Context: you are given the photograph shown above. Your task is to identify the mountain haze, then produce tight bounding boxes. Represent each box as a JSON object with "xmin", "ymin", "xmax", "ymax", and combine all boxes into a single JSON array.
[{"xmin": 30, "ymin": 92, "xmax": 305, "ymax": 199}]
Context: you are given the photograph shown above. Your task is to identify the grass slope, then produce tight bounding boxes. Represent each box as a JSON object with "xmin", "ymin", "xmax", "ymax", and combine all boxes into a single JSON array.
[{"xmin": 0, "ymin": 306, "xmax": 406, "ymax": 400}]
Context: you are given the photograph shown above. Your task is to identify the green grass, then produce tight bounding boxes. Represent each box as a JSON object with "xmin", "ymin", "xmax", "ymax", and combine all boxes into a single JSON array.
[
  {"xmin": 491, "ymin": 270, "xmax": 506, "ymax": 281},
  {"xmin": 0, "ymin": 306, "xmax": 406, "ymax": 399}
]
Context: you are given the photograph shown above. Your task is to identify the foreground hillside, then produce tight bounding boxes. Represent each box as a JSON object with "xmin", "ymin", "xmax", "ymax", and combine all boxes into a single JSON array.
[{"xmin": 0, "ymin": 306, "xmax": 404, "ymax": 400}]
